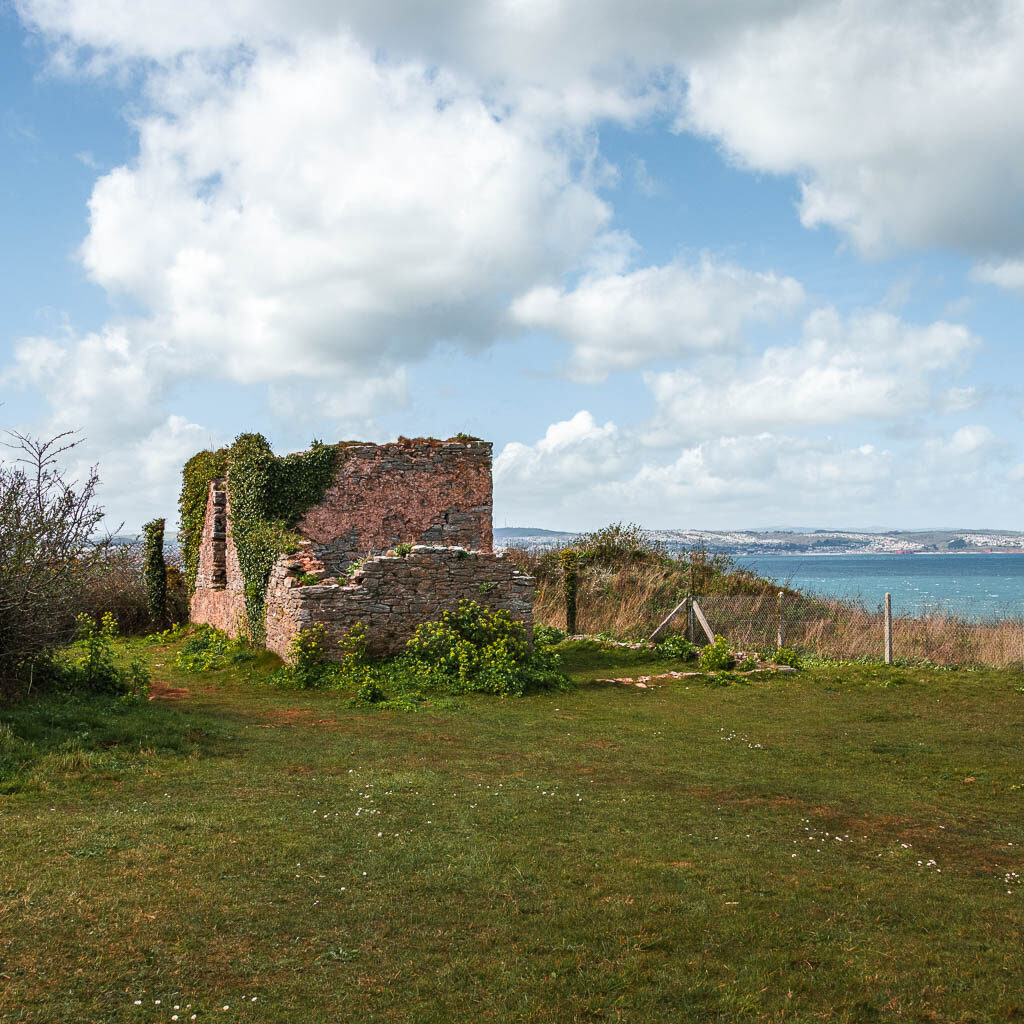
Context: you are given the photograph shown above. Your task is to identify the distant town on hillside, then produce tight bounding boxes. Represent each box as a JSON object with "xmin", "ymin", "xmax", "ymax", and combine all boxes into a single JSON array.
[{"xmin": 493, "ymin": 527, "xmax": 1024, "ymax": 556}]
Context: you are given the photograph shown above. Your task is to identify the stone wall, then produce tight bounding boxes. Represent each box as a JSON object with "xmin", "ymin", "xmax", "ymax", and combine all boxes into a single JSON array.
[
  {"xmin": 264, "ymin": 546, "xmax": 534, "ymax": 661},
  {"xmin": 297, "ymin": 439, "xmax": 493, "ymax": 574},
  {"xmin": 190, "ymin": 479, "xmax": 247, "ymax": 634},
  {"xmin": 189, "ymin": 437, "xmax": 530, "ymax": 653}
]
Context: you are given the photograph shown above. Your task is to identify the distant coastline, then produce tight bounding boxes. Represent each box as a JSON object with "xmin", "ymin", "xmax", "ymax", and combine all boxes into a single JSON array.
[{"xmin": 494, "ymin": 526, "xmax": 1024, "ymax": 557}]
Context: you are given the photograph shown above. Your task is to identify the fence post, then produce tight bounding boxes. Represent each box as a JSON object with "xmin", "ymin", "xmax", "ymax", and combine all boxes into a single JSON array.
[
  {"xmin": 688, "ymin": 596, "xmax": 696, "ymax": 644},
  {"xmin": 776, "ymin": 591, "xmax": 784, "ymax": 649},
  {"xmin": 884, "ymin": 592, "xmax": 893, "ymax": 665}
]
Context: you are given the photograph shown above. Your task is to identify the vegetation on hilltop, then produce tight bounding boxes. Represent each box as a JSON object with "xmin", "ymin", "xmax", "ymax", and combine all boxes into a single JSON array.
[{"xmin": 504, "ymin": 521, "xmax": 786, "ymax": 640}]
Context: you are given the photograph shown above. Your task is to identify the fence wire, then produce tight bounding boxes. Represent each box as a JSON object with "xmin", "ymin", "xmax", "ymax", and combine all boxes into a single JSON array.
[{"xmin": 691, "ymin": 590, "xmax": 1024, "ymax": 669}]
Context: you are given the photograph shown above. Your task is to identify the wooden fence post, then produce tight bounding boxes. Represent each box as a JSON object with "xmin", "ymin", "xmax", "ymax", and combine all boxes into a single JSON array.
[
  {"xmin": 776, "ymin": 591, "xmax": 784, "ymax": 649},
  {"xmin": 688, "ymin": 596, "xmax": 696, "ymax": 644},
  {"xmin": 690, "ymin": 598, "xmax": 716, "ymax": 645},
  {"xmin": 648, "ymin": 597, "xmax": 690, "ymax": 643},
  {"xmin": 884, "ymin": 592, "xmax": 893, "ymax": 665}
]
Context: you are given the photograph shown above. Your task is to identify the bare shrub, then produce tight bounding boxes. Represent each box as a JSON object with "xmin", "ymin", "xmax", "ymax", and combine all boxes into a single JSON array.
[
  {"xmin": 0, "ymin": 431, "xmax": 111, "ymax": 689},
  {"xmin": 75, "ymin": 543, "xmax": 150, "ymax": 635}
]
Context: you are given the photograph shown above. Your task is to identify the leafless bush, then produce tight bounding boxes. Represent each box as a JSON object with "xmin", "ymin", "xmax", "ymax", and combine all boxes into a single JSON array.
[
  {"xmin": 75, "ymin": 542, "xmax": 189, "ymax": 635},
  {"xmin": 0, "ymin": 431, "xmax": 114, "ymax": 688}
]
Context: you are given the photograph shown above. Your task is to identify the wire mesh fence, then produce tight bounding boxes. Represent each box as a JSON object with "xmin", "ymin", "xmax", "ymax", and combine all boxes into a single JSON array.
[{"xmin": 692, "ymin": 589, "xmax": 1024, "ymax": 669}]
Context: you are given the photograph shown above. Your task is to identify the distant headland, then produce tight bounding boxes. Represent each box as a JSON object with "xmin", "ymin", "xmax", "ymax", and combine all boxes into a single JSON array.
[{"xmin": 494, "ymin": 527, "xmax": 1024, "ymax": 556}]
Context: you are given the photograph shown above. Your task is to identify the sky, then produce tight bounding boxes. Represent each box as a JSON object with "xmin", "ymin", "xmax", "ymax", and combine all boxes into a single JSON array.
[{"xmin": 1, "ymin": 0, "xmax": 1023, "ymax": 534}]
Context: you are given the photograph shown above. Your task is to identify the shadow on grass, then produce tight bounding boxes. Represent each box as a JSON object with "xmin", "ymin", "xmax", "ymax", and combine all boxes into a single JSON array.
[{"xmin": 0, "ymin": 688, "xmax": 238, "ymax": 793}]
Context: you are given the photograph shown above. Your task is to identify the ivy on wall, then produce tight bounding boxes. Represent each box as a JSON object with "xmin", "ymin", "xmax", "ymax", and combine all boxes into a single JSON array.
[
  {"xmin": 179, "ymin": 448, "xmax": 230, "ymax": 594},
  {"xmin": 178, "ymin": 433, "xmax": 341, "ymax": 638}
]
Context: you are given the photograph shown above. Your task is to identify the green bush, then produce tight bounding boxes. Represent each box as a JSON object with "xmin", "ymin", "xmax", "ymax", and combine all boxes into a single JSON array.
[
  {"xmin": 574, "ymin": 522, "xmax": 666, "ymax": 567},
  {"xmin": 657, "ymin": 634, "xmax": 698, "ymax": 661},
  {"xmin": 403, "ymin": 602, "xmax": 567, "ymax": 697},
  {"xmin": 698, "ymin": 635, "xmax": 736, "ymax": 672},
  {"xmin": 772, "ymin": 647, "xmax": 802, "ymax": 669},
  {"xmin": 533, "ymin": 624, "xmax": 567, "ymax": 646},
  {"xmin": 35, "ymin": 613, "xmax": 151, "ymax": 698},
  {"xmin": 287, "ymin": 624, "xmax": 331, "ymax": 688},
  {"xmin": 338, "ymin": 622, "xmax": 369, "ymax": 664},
  {"xmin": 260, "ymin": 603, "xmax": 569, "ymax": 700},
  {"xmin": 350, "ymin": 674, "xmax": 386, "ymax": 705}
]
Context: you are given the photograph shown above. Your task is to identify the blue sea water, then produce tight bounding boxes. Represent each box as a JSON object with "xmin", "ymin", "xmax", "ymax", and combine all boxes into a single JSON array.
[{"xmin": 733, "ymin": 553, "xmax": 1024, "ymax": 621}]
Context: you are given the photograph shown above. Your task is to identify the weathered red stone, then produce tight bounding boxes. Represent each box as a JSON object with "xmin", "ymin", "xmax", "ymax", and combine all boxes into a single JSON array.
[{"xmin": 189, "ymin": 438, "xmax": 533, "ymax": 660}]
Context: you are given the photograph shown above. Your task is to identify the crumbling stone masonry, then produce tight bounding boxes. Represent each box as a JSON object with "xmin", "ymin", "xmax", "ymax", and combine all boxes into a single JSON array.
[{"xmin": 190, "ymin": 438, "xmax": 534, "ymax": 660}]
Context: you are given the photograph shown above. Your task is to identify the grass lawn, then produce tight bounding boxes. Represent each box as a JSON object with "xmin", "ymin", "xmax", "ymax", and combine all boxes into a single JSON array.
[{"xmin": 1, "ymin": 637, "xmax": 1023, "ymax": 1023}]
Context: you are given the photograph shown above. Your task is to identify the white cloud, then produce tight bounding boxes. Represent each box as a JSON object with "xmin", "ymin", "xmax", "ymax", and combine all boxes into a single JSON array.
[
  {"xmin": 67, "ymin": 414, "xmax": 217, "ymax": 531},
  {"xmin": 644, "ymin": 307, "xmax": 980, "ymax": 444},
  {"xmin": 922, "ymin": 423, "xmax": 1001, "ymax": 465},
  {"xmin": 3, "ymin": 325, "xmax": 165, "ymax": 441},
  {"xmin": 510, "ymin": 255, "xmax": 805, "ymax": 381},
  {"xmin": 78, "ymin": 36, "xmax": 610, "ymax": 385},
  {"xmin": 683, "ymin": 0, "xmax": 1024, "ymax": 258},
  {"xmin": 494, "ymin": 411, "xmax": 625, "ymax": 500},
  {"xmin": 267, "ymin": 368, "xmax": 409, "ymax": 434},
  {"xmin": 23, "ymin": 0, "xmax": 1024, "ymax": 266},
  {"xmin": 941, "ymin": 387, "xmax": 979, "ymax": 414},
  {"xmin": 494, "ymin": 417, "xmax": 897, "ymax": 529},
  {"xmin": 970, "ymin": 259, "xmax": 1024, "ymax": 292},
  {"xmin": 16, "ymin": 0, "xmax": 804, "ymax": 123}
]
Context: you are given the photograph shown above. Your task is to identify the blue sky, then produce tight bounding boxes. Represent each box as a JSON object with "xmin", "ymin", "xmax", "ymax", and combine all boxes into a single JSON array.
[{"xmin": 1, "ymin": 0, "xmax": 1023, "ymax": 533}]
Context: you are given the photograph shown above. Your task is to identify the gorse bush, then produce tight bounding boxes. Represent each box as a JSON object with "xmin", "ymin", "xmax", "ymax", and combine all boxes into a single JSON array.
[
  {"xmin": 698, "ymin": 635, "xmax": 736, "ymax": 672},
  {"xmin": 573, "ymin": 522, "xmax": 667, "ymax": 567},
  {"xmin": 772, "ymin": 646, "xmax": 802, "ymax": 669},
  {"xmin": 232, "ymin": 603, "xmax": 569, "ymax": 702}
]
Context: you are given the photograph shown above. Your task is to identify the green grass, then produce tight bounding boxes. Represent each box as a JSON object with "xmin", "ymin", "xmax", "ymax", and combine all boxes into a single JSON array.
[{"xmin": 1, "ymin": 635, "xmax": 1023, "ymax": 1022}]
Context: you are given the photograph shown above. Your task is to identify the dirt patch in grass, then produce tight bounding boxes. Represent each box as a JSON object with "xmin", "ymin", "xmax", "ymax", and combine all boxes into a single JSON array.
[{"xmin": 148, "ymin": 682, "xmax": 192, "ymax": 700}]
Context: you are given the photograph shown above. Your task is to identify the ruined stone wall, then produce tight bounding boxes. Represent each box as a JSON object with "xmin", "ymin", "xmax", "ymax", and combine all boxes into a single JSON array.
[
  {"xmin": 264, "ymin": 546, "xmax": 534, "ymax": 661},
  {"xmin": 190, "ymin": 480, "xmax": 247, "ymax": 636},
  {"xmin": 297, "ymin": 440, "xmax": 493, "ymax": 575}
]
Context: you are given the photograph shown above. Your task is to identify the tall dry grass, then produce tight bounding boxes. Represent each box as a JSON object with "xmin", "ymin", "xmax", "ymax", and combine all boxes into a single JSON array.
[{"xmin": 507, "ymin": 541, "xmax": 1024, "ymax": 669}]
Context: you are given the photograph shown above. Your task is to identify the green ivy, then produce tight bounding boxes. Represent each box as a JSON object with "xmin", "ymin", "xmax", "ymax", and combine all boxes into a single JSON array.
[
  {"xmin": 142, "ymin": 518, "xmax": 167, "ymax": 628},
  {"xmin": 179, "ymin": 448, "xmax": 230, "ymax": 593},
  {"xmin": 178, "ymin": 433, "xmax": 341, "ymax": 639}
]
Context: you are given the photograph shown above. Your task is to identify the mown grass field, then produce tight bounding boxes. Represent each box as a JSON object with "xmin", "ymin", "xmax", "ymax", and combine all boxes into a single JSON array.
[{"xmin": 2, "ymin": 637, "xmax": 1023, "ymax": 1023}]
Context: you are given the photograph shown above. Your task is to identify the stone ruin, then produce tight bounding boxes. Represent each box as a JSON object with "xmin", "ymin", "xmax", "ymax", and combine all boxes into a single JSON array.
[{"xmin": 190, "ymin": 437, "xmax": 534, "ymax": 660}]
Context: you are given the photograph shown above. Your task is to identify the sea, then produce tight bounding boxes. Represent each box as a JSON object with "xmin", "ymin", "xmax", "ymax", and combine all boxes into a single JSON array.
[{"xmin": 733, "ymin": 553, "xmax": 1024, "ymax": 621}]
